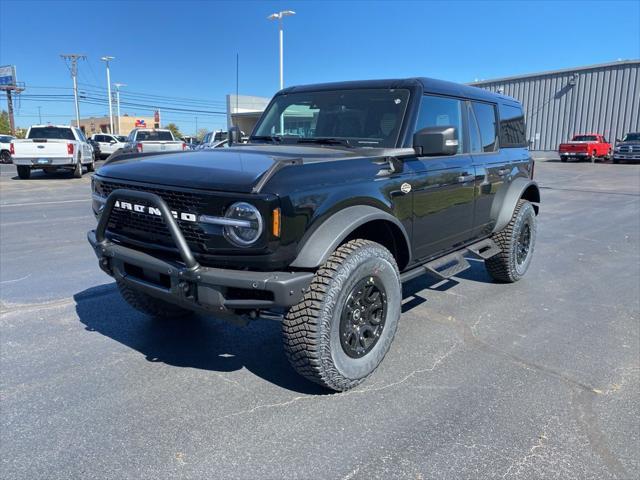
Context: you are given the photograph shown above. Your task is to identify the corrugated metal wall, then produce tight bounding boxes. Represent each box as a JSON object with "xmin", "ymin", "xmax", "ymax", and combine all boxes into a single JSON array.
[{"xmin": 472, "ymin": 61, "xmax": 640, "ymax": 151}]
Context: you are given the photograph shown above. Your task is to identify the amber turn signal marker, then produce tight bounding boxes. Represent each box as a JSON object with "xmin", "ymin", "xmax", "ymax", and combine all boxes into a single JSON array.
[{"xmin": 272, "ymin": 208, "xmax": 281, "ymax": 237}]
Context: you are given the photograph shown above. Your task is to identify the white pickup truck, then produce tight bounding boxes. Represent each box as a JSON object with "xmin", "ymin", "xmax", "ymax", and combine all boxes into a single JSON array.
[
  {"xmin": 11, "ymin": 125, "xmax": 94, "ymax": 179},
  {"xmin": 123, "ymin": 128, "xmax": 187, "ymax": 154}
]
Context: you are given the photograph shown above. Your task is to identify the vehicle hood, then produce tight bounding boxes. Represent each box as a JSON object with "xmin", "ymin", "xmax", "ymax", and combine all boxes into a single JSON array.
[{"xmin": 96, "ymin": 145, "xmax": 362, "ymax": 193}]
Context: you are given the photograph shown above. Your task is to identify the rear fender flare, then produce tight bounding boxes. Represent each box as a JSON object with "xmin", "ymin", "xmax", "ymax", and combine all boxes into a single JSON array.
[
  {"xmin": 290, "ymin": 205, "xmax": 411, "ymax": 269},
  {"xmin": 492, "ymin": 178, "xmax": 540, "ymax": 233}
]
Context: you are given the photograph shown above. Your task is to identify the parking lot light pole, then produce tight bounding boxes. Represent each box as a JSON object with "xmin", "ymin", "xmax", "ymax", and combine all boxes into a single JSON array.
[
  {"xmin": 113, "ymin": 83, "xmax": 126, "ymax": 135},
  {"xmin": 101, "ymin": 56, "xmax": 115, "ymax": 133},
  {"xmin": 267, "ymin": 10, "xmax": 295, "ymax": 91}
]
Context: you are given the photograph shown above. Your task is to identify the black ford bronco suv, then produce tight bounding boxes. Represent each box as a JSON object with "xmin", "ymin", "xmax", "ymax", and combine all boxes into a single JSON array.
[{"xmin": 88, "ymin": 78, "xmax": 540, "ymax": 391}]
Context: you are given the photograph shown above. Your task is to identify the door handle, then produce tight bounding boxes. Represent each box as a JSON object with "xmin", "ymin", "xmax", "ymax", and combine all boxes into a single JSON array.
[{"xmin": 457, "ymin": 174, "xmax": 475, "ymax": 183}]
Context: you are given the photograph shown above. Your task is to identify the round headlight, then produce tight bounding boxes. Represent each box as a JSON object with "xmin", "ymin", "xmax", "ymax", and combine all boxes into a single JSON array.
[{"xmin": 223, "ymin": 202, "xmax": 263, "ymax": 247}]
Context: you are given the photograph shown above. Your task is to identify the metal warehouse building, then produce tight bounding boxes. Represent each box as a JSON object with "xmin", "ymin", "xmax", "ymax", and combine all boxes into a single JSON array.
[{"xmin": 470, "ymin": 60, "xmax": 639, "ymax": 151}]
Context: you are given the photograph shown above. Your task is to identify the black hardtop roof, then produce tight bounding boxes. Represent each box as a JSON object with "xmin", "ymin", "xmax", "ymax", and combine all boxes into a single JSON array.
[{"xmin": 280, "ymin": 77, "xmax": 519, "ymax": 105}]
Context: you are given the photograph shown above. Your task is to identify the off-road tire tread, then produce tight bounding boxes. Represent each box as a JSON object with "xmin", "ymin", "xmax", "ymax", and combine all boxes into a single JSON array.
[
  {"xmin": 282, "ymin": 239, "xmax": 399, "ymax": 391},
  {"xmin": 485, "ymin": 199, "xmax": 533, "ymax": 283},
  {"xmin": 117, "ymin": 280, "xmax": 193, "ymax": 319}
]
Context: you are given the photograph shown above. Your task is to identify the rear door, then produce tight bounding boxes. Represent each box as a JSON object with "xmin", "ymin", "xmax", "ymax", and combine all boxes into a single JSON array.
[
  {"xmin": 468, "ymin": 100, "xmax": 511, "ymax": 236},
  {"xmin": 406, "ymin": 94, "xmax": 476, "ymax": 261}
]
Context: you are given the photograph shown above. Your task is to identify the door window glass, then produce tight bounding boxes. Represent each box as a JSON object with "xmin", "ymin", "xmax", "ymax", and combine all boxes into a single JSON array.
[
  {"xmin": 471, "ymin": 102, "xmax": 498, "ymax": 152},
  {"xmin": 468, "ymin": 104, "xmax": 482, "ymax": 153},
  {"xmin": 415, "ymin": 95, "xmax": 464, "ymax": 154}
]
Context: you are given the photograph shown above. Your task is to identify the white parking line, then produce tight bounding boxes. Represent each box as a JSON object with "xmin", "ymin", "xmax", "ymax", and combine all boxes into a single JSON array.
[{"xmin": 0, "ymin": 199, "xmax": 90, "ymax": 208}]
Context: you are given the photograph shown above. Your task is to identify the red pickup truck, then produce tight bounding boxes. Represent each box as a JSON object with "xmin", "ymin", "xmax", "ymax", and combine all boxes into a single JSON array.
[{"xmin": 559, "ymin": 134, "xmax": 611, "ymax": 162}]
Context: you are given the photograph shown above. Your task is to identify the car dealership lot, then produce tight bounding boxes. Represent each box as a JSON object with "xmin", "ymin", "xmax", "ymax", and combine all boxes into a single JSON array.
[{"xmin": 1, "ymin": 162, "xmax": 638, "ymax": 479}]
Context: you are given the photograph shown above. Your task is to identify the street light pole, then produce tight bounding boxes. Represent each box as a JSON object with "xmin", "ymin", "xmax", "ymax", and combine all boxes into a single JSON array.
[
  {"xmin": 101, "ymin": 56, "xmax": 115, "ymax": 133},
  {"xmin": 113, "ymin": 83, "xmax": 126, "ymax": 135},
  {"xmin": 268, "ymin": 10, "xmax": 295, "ymax": 90}
]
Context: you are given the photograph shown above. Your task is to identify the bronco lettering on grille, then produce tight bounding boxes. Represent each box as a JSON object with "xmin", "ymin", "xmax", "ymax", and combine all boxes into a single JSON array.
[{"xmin": 114, "ymin": 200, "xmax": 197, "ymax": 222}]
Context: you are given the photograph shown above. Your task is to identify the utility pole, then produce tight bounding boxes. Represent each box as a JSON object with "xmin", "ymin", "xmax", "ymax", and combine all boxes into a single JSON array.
[
  {"xmin": 101, "ymin": 56, "xmax": 115, "ymax": 133},
  {"xmin": 37, "ymin": 106, "xmax": 42, "ymax": 124},
  {"xmin": 113, "ymin": 83, "xmax": 126, "ymax": 134},
  {"xmin": 60, "ymin": 54, "xmax": 86, "ymax": 128},
  {"xmin": 1, "ymin": 75, "xmax": 25, "ymax": 135},
  {"xmin": 195, "ymin": 116, "xmax": 198, "ymax": 137}
]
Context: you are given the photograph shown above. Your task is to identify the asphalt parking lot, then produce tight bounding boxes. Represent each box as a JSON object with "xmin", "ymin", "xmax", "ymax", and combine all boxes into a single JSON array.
[{"xmin": 1, "ymin": 160, "xmax": 639, "ymax": 479}]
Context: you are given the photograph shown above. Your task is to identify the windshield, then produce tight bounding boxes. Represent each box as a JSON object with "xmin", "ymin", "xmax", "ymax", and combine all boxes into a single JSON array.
[
  {"xmin": 572, "ymin": 135, "xmax": 598, "ymax": 142},
  {"xmin": 28, "ymin": 127, "xmax": 75, "ymax": 140},
  {"xmin": 253, "ymin": 88, "xmax": 410, "ymax": 148},
  {"xmin": 622, "ymin": 133, "xmax": 640, "ymax": 142},
  {"xmin": 136, "ymin": 130, "xmax": 174, "ymax": 141}
]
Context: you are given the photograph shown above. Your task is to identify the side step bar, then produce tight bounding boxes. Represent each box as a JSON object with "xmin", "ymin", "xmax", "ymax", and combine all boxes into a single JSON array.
[{"xmin": 400, "ymin": 238, "xmax": 501, "ymax": 283}]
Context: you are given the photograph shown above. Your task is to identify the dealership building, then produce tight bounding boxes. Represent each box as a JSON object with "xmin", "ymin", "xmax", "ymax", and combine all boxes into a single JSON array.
[
  {"xmin": 228, "ymin": 60, "xmax": 639, "ymax": 151},
  {"xmin": 73, "ymin": 114, "xmax": 155, "ymax": 137}
]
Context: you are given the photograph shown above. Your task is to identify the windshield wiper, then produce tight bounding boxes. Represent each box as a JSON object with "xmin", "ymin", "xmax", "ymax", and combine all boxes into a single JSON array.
[
  {"xmin": 296, "ymin": 137, "xmax": 352, "ymax": 147},
  {"xmin": 249, "ymin": 135, "xmax": 283, "ymax": 144}
]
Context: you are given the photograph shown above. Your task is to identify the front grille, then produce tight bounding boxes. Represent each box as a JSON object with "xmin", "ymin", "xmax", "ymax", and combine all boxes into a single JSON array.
[
  {"xmin": 619, "ymin": 145, "xmax": 639, "ymax": 153},
  {"xmin": 96, "ymin": 180, "xmax": 209, "ymax": 252}
]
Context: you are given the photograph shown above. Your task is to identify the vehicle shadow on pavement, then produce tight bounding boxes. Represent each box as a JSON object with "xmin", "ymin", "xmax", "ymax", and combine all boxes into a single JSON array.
[
  {"xmin": 401, "ymin": 258, "xmax": 493, "ymax": 312},
  {"xmin": 73, "ymin": 283, "xmax": 329, "ymax": 395}
]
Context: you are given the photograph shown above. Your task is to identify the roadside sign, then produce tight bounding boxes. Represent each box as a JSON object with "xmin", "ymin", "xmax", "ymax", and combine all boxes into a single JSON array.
[
  {"xmin": 135, "ymin": 119, "xmax": 147, "ymax": 127},
  {"xmin": 0, "ymin": 65, "xmax": 16, "ymax": 86}
]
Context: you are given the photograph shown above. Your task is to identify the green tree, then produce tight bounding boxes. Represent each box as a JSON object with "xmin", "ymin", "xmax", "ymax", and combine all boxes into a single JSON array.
[
  {"xmin": 196, "ymin": 128, "xmax": 208, "ymax": 142},
  {"xmin": 165, "ymin": 123, "xmax": 182, "ymax": 139},
  {"xmin": 0, "ymin": 110, "xmax": 11, "ymax": 135}
]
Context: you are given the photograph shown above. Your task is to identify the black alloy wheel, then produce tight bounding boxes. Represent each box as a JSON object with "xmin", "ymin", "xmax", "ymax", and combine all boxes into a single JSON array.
[{"xmin": 339, "ymin": 276, "xmax": 387, "ymax": 358}]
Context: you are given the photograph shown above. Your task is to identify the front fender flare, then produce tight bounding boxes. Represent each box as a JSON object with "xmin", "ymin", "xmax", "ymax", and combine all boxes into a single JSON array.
[
  {"xmin": 290, "ymin": 205, "xmax": 411, "ymax": 269},
  {"xmin": 493, "ymin": 178, "xmax": 540, "ymax": 233}
]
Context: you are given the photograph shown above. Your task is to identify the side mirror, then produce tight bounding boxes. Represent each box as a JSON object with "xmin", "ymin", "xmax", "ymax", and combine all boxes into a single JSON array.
[
  {"xmin": 109, "ymin": 140, "xmax": 116, "ymax": 144},
  {"xmin": 228, "ymin": 126, "xmax": 241, "ymax": 146},
  {"xmin": 413, "ymin": 126, "xmax": 459, "ymax": 156}
]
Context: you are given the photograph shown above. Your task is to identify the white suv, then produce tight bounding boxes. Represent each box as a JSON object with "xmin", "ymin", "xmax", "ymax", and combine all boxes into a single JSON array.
[{"xmin": 91, "ymin": 133, "xmax": 127, "ymax": 159}]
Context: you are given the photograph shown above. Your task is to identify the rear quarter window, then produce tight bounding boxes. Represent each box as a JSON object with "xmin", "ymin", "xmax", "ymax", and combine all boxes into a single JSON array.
[{"xmin": 499, "ymin": 104, "xmax": 527, "ymax": 148}]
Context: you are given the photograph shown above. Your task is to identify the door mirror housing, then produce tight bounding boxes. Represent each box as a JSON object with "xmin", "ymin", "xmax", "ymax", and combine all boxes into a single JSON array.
[
  {"xmin": 228, "ymin": 126, "xmax": 241, "ymax": 146},
  {"xmin": 413, "ymin": 126, "xmax": 459, "ymax": 156}
]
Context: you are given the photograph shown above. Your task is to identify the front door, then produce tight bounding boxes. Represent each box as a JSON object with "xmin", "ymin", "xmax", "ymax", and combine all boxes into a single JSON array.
[{"xmin": 407, "ymin": 94, "xmax": 476, "ymax": 261}]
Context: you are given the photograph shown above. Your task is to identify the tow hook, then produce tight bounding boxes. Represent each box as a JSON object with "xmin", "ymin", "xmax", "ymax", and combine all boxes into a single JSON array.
[
  {"xmin": 99, "ymin": 257, "xmax": 112, "ymax": 275},
  {"xmin": 178, "ymin": 280, "xmax": 195, "ymax": 300}
]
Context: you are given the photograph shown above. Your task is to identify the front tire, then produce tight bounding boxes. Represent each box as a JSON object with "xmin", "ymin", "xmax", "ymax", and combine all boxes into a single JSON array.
[
  {"xmin": 485, "ymin": 200, "xmax": 537, "ymax": 283},
  {"xmin": 17, "ymin": 165, "xmax": 31, "ymax": 179},
  {"xmin": 117, "ymin": 280, "xmax": 193, "ymax": 319},
  {"xmin": 282, "ymin": 239, "xmax": 401, "ymax": 391},
  {"xmin": 87, "ymin": 160, "xmax": 95, "ymax": 172}
]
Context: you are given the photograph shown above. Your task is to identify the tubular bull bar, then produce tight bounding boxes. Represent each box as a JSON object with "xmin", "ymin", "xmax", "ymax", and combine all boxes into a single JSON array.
[{"xmin": 88, "ymin": 189, "xmax": 313, "ymax": 322}]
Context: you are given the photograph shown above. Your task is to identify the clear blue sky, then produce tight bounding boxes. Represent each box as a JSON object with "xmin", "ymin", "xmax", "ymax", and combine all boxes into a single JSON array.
[{"xmin": 1, "ymin": 0, "xmax": 638, "ymax": 134}]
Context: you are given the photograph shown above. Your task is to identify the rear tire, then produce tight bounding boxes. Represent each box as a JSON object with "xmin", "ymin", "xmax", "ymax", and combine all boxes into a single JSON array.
[
  {"xmin": 0, "ymin": 150, "xmax": 10, "ymax": 164},
  {"xmin": 282, "ymin": 239, "xmax": 401, "ymax": 392},
  {"xmin": 17, "ymin": 165, "xmax": 31, "ymax": 179},
  {"xmin": 485, "ymin": 200, "xmax": 537, "ymax": 283},
  {"xmin": 117, "ymin": 280, "xmax": 193, "ymax": 319},
  {"xmin": 73, "ymin": 161, "xmax": 82, "ymax": 178}
]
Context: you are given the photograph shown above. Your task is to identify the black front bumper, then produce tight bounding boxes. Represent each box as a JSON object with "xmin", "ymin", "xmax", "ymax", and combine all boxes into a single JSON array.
[{"xmin": 88, "ymin": 189, "xmax": 312, "ymax": 320}]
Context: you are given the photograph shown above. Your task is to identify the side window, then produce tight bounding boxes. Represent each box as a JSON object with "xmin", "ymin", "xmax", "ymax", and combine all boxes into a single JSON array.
[
  {"xmin": 415, "ymin": 95, "xmax": 464, "ymax": 154},
  {"xmin": 498, "ymin": 103, "xmax": 527, "ymax": 148},
  {"xmin": 471, "ymin": 102, "xmax": 498, "ymax": 152}
]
